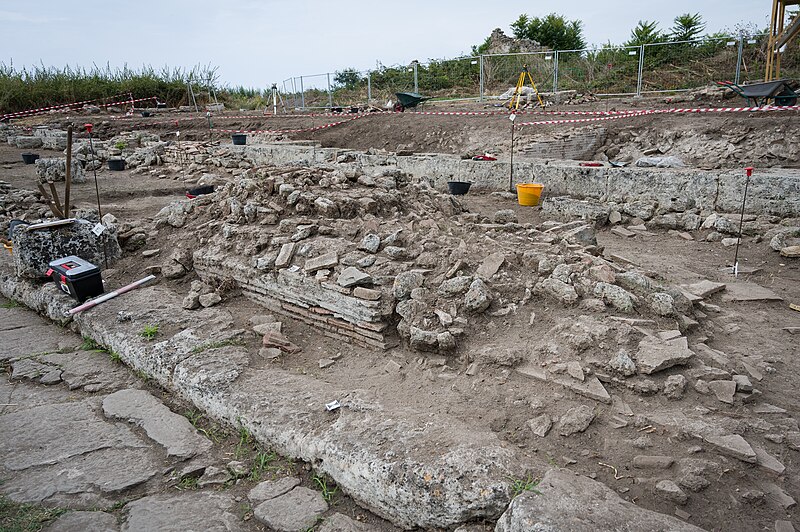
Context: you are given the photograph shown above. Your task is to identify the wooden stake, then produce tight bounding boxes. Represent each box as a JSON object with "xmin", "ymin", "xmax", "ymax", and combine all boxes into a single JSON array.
[
  {"xmin": 36, "ymin": 183, "xmax": 63, "ymax": 218},
  {"xmin": 47, "ymin": 181, "xmax": 62, "ymax": 216}
]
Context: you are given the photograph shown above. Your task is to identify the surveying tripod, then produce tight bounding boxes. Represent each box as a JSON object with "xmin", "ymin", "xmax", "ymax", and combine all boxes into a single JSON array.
[{"xmin": 509, "ymin": 65, "xmax": 544, "ymax": 110}]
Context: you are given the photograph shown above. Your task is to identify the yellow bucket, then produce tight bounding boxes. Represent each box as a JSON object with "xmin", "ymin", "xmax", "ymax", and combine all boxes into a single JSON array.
[
  {"xmin": 2, "ymin": 243, "xmax": 11, "ymax": 255},
  {"xmin": 516, "ymin": 183, "xmax": 544, "ymax": 206}
]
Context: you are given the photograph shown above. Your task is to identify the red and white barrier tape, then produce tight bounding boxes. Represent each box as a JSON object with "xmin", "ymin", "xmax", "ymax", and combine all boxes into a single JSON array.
[
  {"xmin": 212, "ymin": 114, "xmax": 369, "ymax": 135},
  {"xmin": 1, "ymin": 92, "xmax": 135, "ymax": 120},
  {"xmin": 516, "ymin": 104, "xmax": 800, "ymax": 126},
  {"xmin": 2, "ymin": 95, "xmax": 159, "ymax": 121},
  {"xmin": 517, "ymin": 111, "xmax": 651, "ymax": 126}
]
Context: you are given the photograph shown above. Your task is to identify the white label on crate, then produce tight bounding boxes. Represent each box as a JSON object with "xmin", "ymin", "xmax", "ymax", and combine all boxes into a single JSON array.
[{"xmin": 92, "ymin": 223, "xmax": 105, "ymax": 236}]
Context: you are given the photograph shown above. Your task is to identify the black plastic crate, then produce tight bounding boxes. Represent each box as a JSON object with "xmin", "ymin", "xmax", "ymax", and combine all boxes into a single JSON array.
[{"xmin": 46, "ymin": 256, "xmax": 104, "ymax": 303}]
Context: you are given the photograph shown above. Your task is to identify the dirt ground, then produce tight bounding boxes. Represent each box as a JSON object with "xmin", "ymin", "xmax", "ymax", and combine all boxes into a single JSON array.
[
  {"xmin": 2, "ymin": 93, "xmax": 799, "ymax": 531},
  {"xmin": 13, "ymin": 91, "xmax": 794, "ymax": 170}
]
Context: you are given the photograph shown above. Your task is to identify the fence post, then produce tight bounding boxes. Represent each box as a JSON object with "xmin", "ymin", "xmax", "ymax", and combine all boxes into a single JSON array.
[
  {"xmin": 300, "ymin": 76, "xmax": 305, "ymax": 110},
  {"xmin": 413, "ymin": 61, "xmax": 419, "ymax": 93},
  {"xmin": 636, "ymin": 45, "xmax": 645, "ymax": 97},
  {"xmin": 735, "ymin": 35, "xmax": 744, "ymax": 85},
  {"xmin": 479, "ymin": 55, "xmax": 485, "ymax": 101},
  {"xmin": 327, "ymin": 72, "xmax": 333, "ymax": 109},
  {"xmin": 367, "ymin": 71, "xmax": 372, "ymax": 102},
  {"xmin": 553, "ymin": 50, "xmax": 559, "ymax": 102}
]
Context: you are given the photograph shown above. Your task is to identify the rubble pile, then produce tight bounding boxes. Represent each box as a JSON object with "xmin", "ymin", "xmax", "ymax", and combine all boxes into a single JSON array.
[
  {"xmin": 152, "ymin": 162, "xmax": 706, "ymax": 354},
  {"xmin": 596, "ymin": 121, "xmax": 800, "ymax": 168},
  {"xmin": 0, "ymin": 180, "xmax": 51, "ymax": 237}
]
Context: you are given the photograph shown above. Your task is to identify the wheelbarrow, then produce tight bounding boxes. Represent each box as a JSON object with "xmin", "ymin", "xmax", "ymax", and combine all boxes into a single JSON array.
[
  {"xmin": 716, "ymin": 79, "xmax": 799, "ymax": 106},
  {"xmin": 394, "ymin": 92, "xmax": 431, "ymax": 112}
]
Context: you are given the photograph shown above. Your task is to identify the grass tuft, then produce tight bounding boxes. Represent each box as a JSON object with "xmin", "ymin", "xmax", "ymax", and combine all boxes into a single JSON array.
[
  {"xmin": 508, "ymin": 475, "xmax": 542, "ymax": 499},
  {"xmin": 0, "ymin": 495, "xmax": 66, "ymax": 532}
]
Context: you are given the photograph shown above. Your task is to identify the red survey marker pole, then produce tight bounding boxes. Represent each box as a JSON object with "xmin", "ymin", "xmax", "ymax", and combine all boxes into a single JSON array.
[{"xmin": 732, "ymin": 166, "xmax": 754, "ymax": 277}]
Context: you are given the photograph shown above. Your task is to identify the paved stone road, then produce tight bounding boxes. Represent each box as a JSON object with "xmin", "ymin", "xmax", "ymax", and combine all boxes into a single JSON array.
[{"xmin": 0, "ymin": 302, "xmax": 375, "ymax": 532}]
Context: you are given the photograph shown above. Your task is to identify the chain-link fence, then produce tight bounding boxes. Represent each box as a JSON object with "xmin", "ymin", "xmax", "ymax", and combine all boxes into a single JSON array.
[{"xmin": 283, "ymin": 34, "xmax": 798, "ymax": 109}]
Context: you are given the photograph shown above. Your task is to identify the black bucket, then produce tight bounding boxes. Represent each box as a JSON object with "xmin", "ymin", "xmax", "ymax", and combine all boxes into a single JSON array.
[
  {"xmin": 231, "ymin": 134, "xmax": 247, "ymax": 146},
  {"xmin": 447, "ymin": 181, "xmax": 472, "ymax": 195},
  {"xmin": 187, "ymin": 185, "xmax": 215, "ymax": 198},
  {"xmin": 107, "ymin": 159, "xmax": 126, "ymax": 171},
  {"xmin": 8, "ymin": 219, "xmax": 29, "ymax": 239},
  {"xmin": 141, "ymin": 111, "xmax": 151, "ymax": 117},
  {"xmin": 156, "ymin": 102, "xmax": 167, "ymax": 109},
  {"xmin": 21, "ymin": 152, "xmax": 40, "ymax": 164}
]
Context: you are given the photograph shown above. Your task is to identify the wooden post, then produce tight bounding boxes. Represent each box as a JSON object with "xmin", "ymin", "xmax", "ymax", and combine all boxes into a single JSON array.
[{"xmin": 63, "ymin": 125, "xmax": 73, "ymax": 217}]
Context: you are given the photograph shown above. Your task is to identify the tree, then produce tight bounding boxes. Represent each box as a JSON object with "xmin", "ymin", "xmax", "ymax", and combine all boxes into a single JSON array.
[
  {"xmin": 333, "ymin": 68, "xmax": 362, "ymax": 90},
  {"xmin": 510, "ymin": 13, "xmax": 586, "ymax": 50},
  {"xmin": 626, "ymin": 20, "xmax": 665, "ymax": 47},
  {"xmin": 471, "ymin": 36, "xmax": 492, "ymax": 55},
  {"xmin": 671, "ymin": 13, "xmax": 706, "ymax": 42}
]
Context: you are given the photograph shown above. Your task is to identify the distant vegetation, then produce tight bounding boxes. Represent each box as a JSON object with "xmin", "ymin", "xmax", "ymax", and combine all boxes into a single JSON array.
[
  {"xmin": 1, "ymin": 11, "xmax": 797, "ymax": 114},
  {"xmin": 0, "ymin": 62, "xmax": 268, "ymax": 114}
]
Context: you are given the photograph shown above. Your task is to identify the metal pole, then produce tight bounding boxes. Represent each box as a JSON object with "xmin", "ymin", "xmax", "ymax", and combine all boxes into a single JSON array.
[
  {"xmin": 367, "ymin": 71, "xmax": 372, "ymax": 102},
  {"xmin": 553, "ymin": 51, "xmax": 559, "ymax": 103},
  {"xmin": 732, "ymin": 167, "xmax": 754, "ymax": 276},
  {"xmin": 86, "ymin": 124, "xmax": 108, "ymax": 268},
  {"xmin": 300, "ymin": 76, "xmax": 305, "ymax": 110},
  {"xmin": 636, "ymin": 45, "xmax": 645, "ymax": 97},
  {"xmin": 509, "ymin": 114, "xmax": 516, "ymax": 192},
  {"xmin": 479, "ymin": 55, "xmax": 484, "ymax": 101},
  {"xmin": 735, "ymin": 34, "xmax": 744, "ymax": 85},
  {"xmin": 327, "ymin": 72, "xmax": 333, "ymax": 109},
  {"xmin": 413, "ymin": 62, "xmax": 418, "ymax": 93}
]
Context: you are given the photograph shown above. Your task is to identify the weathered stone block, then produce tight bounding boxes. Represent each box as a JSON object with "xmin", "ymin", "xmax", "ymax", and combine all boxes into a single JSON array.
[{"xmin": 12, "ymin": 219, "xmax": 121, "ymax": 278}]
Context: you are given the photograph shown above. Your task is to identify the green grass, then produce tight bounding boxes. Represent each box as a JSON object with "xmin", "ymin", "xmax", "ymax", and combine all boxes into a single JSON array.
[
  {"xmin": 312, "ymin": 474, "xmax": 338, "ymax": 502},
  {"xmin": 249, "ymin": 449, "xmax": 279, "ymax": 482},
  {"xmin": 175, "ymin": 476, "xmax": 199, "ymax": 491},
  {"xmin": 0, "ymin": 61, "xmax": 271, "ymax": 114},
  {"xmin": 80, "ymin": 336, "xmax": 103, "ymax": 351},
  {"xmin": 0, "ymin": 299, "xmax": 21, "ymax": 309},
  {"xmin": 236, "ymin": 425, "xmax": 255, "ymax": 458},
  {"xmin": 0, "ymin": 495, "xmax": 66, "ymax": 532},
  {"xmin": 183, "ymin": 408, "xmax": 227, "ymax": 443},
  {"xmin": 139, "ymin": 324, "xmax": 159, "ymax": 341},
  {"xmin": 508, "ymin": 475, "xmax": 542, "ymax": 499}
]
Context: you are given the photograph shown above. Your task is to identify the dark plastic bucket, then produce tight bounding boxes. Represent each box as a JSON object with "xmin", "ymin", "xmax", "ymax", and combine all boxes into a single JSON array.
[
  {"xmin": 141, "ymin": 111, "xmax": 151, "ymax": 117},
  {"xmin": 186, "ymin": 185, "xmax": 215, "ymax": 199},
  {"xmin": 21, "ymin": 152, "xmax": 40, "ymax": 164},
  {"xmin": 156, "ymin": 102, "xmax": 167, "ymax": 109},
  {"xmin": 447, "ymin": 181, "xmax": 472, "ymax": 195},
  {"xmin": 231, "ymin": 134, "xmax": 247, "ymax": 146},
  {"xmin": 107, "ymin": 159, "xmax": 126, "ymax": 171}
]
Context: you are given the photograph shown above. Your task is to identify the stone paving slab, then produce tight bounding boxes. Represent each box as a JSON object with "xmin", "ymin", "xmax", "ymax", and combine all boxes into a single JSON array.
[
  {"xmin": 102, "ymin": 389, "xmax": 212, "ymax": 459},
  {"xmin": 0, "ymin": 400, "xmax": 148, "ymax": 471},
  {"xmin": 2, "ymin": 446, "xmax": 158, "ymax": 508},
  {"xmin": 46, "ymin": 510, "xmax": 119, "ymax": 532},
  {"xmin": 254, "ymin": 486, "xmax": 328, "ymax": 531},
  {"xmin": 0, "ymin": 316, "xmax": 72, "ymax": 361},
  {"xmin": 121, "ymin": 492, "xmax": 245, "ymax": 532}
]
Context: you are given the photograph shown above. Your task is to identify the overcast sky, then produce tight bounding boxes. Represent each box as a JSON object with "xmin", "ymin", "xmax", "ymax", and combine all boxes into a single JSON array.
[{"xmin": 2, "ymin": 0, "xmax": 768, "ymax": 90}]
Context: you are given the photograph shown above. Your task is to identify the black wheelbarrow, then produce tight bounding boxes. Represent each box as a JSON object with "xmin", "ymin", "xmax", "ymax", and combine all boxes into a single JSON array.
[
  {"xmin": 394, "ymin": 92, "xmax": 431, "ymax": 112},
  {"xmin": 716, "ymin": 79, "xmax": 799, "ymax": 106}
]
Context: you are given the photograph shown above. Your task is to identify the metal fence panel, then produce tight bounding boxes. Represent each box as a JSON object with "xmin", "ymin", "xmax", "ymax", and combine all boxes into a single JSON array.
[
  {"xmin": 287, "ymin": 33, "xmax": 796, "ymax": 109},
  {"xmin": 555, "ymin": 46, "xmax": 641, "ymax": 96},
  {"xmin": 481, "ymin": 52, "xmax": 554, "ymax": 99},
  {"xmin": 640, "ymin": 37, "xmax": 739, "ymax": 93}
]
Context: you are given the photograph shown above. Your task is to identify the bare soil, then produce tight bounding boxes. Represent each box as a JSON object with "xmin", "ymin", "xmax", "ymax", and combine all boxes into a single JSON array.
[{"xmin": 2, "ymin": 93, "xmax": 799, "ymax": 531}]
